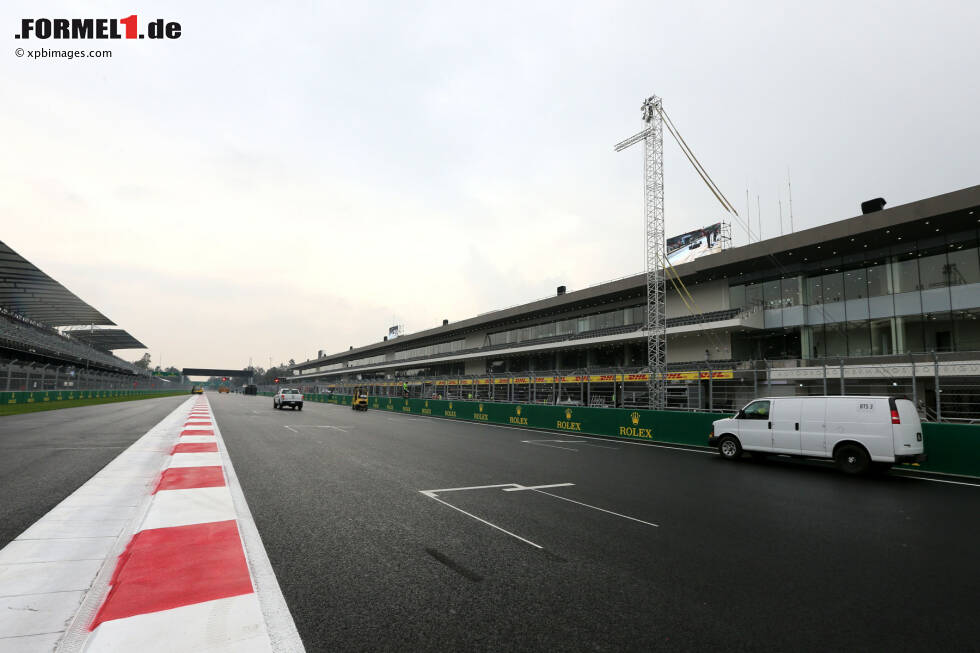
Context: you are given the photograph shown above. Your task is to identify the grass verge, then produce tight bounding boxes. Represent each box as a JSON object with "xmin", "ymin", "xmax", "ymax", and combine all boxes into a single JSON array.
[{"xmin": 0, "ymin": 392, "xmax": 187, "ymax": 417}]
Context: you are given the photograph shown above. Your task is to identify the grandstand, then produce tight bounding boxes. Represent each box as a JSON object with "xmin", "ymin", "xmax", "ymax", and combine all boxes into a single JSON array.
[{"xmin": 1, "ymin": 241, "xmax": 150, "ymax": 390}]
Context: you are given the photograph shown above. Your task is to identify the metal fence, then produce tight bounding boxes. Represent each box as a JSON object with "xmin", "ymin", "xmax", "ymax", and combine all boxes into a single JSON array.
[
  {"xmin": 276, "ymin": 353, "xmax": 980, "ymax": 423},
  {"xmin": 0, "ymin": 358, "xmax": 187, "ymax": 392}
]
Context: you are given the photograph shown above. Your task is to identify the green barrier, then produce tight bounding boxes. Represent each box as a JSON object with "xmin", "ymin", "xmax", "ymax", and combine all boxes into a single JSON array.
[
  {"xmin": 0, "ymin": 389, "xmax": 185, "ymax": 416},
  {"xmin": 312, "ymin": 393, "xmax": 979, "ymax": 478},
  {"xmin": 1, "ymin": 389, "xmax": 179, "ymax": 405},
  {"xmin": 918, "ymin": 423, "xmax": 980, "ymax": 477}
]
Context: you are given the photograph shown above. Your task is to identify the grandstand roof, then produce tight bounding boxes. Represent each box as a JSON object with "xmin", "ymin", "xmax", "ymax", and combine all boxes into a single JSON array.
[
  {"xmin": 64, "ymin": 328, "xmax": 146, "ymax": 351},
  {"xmin": 0, "ymin": 241, "xmax": 116, "ymax": 327}
]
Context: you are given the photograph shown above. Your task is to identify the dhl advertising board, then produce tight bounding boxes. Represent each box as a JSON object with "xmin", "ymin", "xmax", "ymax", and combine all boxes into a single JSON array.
[{"xmin": 325, "ymin": 370, "xmax": 733, "ymax": 392}]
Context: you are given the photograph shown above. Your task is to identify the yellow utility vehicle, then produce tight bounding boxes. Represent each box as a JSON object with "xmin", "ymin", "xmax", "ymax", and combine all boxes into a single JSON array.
[
  {"xmin": 191, "ymin": 386, "xmax": 204, "ymax": 394},
  {"xmin": 218, "ymin": 386, "xmax": 230, "ymax": 394},
  {"xmin": 351, "ymin": 387, "xmax": 369, "ymax": 411}
]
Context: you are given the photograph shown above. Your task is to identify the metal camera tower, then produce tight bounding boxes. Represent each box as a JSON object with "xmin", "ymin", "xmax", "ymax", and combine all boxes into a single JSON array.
[{"xmin": 615, "ymin": 95, "xmax": 667, "ymax": 410}]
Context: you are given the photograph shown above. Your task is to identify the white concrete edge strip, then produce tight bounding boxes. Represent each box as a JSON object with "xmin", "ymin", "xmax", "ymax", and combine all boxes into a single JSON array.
[
  {"xmin": 55, "ymin": 397, "xmax": 196, "ymax": 653},
  {"xmin": 211, "ymin": 408, "xmax": 306, "ymax": 652}
]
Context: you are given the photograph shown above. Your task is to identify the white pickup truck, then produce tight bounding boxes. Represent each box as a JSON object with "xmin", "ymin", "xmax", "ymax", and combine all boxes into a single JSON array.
[{"xmin": 273, "ymin": 388, "xmax": 304, "ymax": 410}]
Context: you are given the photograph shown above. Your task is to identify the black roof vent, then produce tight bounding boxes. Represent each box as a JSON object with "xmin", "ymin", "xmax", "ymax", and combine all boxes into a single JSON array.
[
  {"xmin": 861, "ymin": 197, "xmax": 886, "ymax": 214},
  {"xmin": 442, "ymin": 319, "xmax": 449, "ymax": 326},
  {"xmin": 383, "ymin": 336, "xmax": 388, "ymax": 341},
  {"xmin": 557, "ymin": 285, "xmax": 566, "ymax": 296}
]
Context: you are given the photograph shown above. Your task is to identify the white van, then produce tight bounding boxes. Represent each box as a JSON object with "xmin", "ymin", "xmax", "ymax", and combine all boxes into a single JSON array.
[{"xmin": 708, "ymin": 396, "xmax": 925, "ymax": 474}]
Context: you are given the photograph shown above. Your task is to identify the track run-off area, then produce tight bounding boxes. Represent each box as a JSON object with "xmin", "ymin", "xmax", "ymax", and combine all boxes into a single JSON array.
[{"xmin": 1, "ymin": 392, "xmax": 978, "ymax": 651}]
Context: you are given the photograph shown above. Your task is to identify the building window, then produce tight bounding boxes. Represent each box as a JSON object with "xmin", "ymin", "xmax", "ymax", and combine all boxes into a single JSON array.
[
  {"xmin": 870, "ymin": 318, "xmax": 893, "ymax": 355},
  {"xmin": 919, "ymin": 252, "xmax": 951, "ymax": 290},
  {"xmin": 843, "ymin": 269, "xmax": 867, "ymax": 300},
  {"xmin": 923, "ymin": 312, "xmax": 955, "ymax": 352},
  {"xmin": 745, "ymin": 283, "xmax": 763, "ymax": 308},
  {"xmin": 763, "ymin": 280, "xmax": 782, "ymax": 309},
  {"xmin": 893, "ymin": 254, "xmax": 921, "ymax": 293},
  {"xmin": 781, "ymin": 277, "xmax": 803, "ymax": 307},
  {"xmin": 895, "ymin": 314, "xmax": 925, "ymax": 353},
  {"xmin": 845, "ymin": 321, "xmax": 871, "ymax": 356},
  {"xmin": 953, "ymin": 309, "xmax": 980, "ymax": 350},
  {"xmin": 806, "ymin": 276, "xmax": 823, "ymax": 305},
  {"xmin": 729, "ymin": 285, "xmax": 746, "ymax": 310},
  {"xmin": 823, "ymin": 324, "xmax": 847, "ymax": 357},
  {"xmin": 866, "ymin": 263, "xmax": 891, "ymax": 297},
  {"xmin": 821, "ymin": 272, "xmax": 843, "ymax": 303},
  {"xmin": 946, "ymin": 247, "xmax": 980, "ymax": 285}
]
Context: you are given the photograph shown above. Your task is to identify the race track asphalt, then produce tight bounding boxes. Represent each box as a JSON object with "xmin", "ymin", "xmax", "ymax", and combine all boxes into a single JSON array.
[
  {"xmin": 0, "ymin": 395, "xmax": 188, "ymax": 548},
  {"xmin": 212, "ymin": 393, "xmax": 980, "ymax": 652}
]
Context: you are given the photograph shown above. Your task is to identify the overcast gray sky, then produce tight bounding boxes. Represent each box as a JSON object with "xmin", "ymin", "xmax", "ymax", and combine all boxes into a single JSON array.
[{"xmin": 3, "ymin": 1, "xmax": 978, "ymax": 370}]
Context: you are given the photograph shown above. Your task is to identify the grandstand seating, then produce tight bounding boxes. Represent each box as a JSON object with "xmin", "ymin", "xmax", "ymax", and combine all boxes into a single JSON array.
[{"xmin": 0, "ymin": 313, "xmax": 137, "ymax": 373}]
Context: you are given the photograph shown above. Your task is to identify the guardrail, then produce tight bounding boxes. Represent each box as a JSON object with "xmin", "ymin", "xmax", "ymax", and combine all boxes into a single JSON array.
[{"xmin": 289, "ymin": 393, "xmax": 980, "ymax": 479}]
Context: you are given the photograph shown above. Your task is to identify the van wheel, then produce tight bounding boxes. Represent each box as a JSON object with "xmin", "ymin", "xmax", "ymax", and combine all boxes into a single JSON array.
[
  {"xmin": 718, "ymin": 435, "xmax": 742, "ymax": 460},
  {"xmin": 835, "ymin": 444, "xmax": 870, "ymax": 474}
]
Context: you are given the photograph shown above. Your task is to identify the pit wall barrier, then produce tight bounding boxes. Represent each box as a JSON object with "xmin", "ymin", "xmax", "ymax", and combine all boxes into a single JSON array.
[
  {"xmin": 0, "ymin": 389, "xmax": 186, "ymax": 413},
  {"xmin": 264, "ymin": 393, "xmax": 980, "ymax": 478}
]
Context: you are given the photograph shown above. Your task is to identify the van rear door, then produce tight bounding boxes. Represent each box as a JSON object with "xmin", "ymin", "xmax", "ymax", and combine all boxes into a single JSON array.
[
  {"xmin": 771, "ymin": 398, "xmax": 802, "ymax": 454},
  {"xmin": 891, "ymin": 398, "xmax": 924, "ymax": 456}
]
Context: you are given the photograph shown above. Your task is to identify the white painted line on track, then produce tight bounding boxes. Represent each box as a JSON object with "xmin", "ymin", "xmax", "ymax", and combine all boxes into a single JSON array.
[
  {"xmin": 521, "ymin": 439, "xmax": 619, "ymax": 451},
  {"xmin": 522, "ymin": 440, "xmax": 579, "ymax": 452},
  {"xmin": 424, "ymin": 483, "xmax": 517, "ymax": 495},
  {"xmin": 284, "ymin": 425, "xmax": 348, "ymax": 434},
  {"xmin": 559, "ymin": 438, "xmax": 620, "ymax": 449},
  {"xmin": 503, "ymin": 483, "xmax": 575, "ymax": 492},
  {"xmin": 890, "ymin": 474, "xmax": 980, "ymax": 488},
  {"xmin": 419, "ymin": 491, "xmax": 543, "ymax": 550},
  {"xmin": 530, "ymin": 488, "xmax": 660, "ymax": 528}
]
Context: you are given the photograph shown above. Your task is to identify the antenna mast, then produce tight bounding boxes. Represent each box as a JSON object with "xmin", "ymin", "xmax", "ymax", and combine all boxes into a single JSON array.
[
  {"xmin": 787, "ymin": 167, "xmax": 795, "ymax": 232},
  {"xmin": 615, "ymin": 95, "xmax": 666, "ymax": 410}
]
